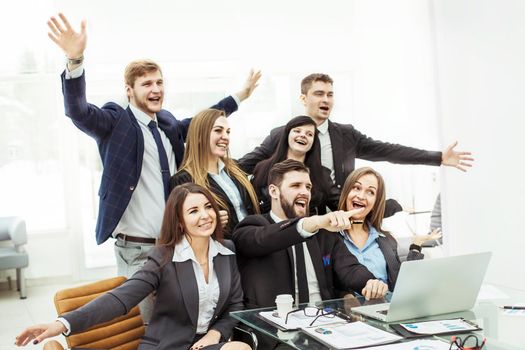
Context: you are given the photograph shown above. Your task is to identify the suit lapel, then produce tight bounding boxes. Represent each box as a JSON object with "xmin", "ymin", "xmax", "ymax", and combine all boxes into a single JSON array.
[
  {"xmin": 175, "ymin": 260, "xmax": 199, "ymax": 327},
  {"xmin": 376, "ymin": 236, "xmax": 399, "ymax": 289},
  {"xmin": 211, "ymin": 254, "xmax": 231, "ymax": 320},
  {"xmin": 328, "ymin": 121, "xmax": 345, "ymax": 186},
  {"xmin": 127, "ymin": 107, "xmax": 144, "ymax": 176},
  {"xmin": 305, "ymin": 238, "xmax": 329, "ymax": 298},
  {"xmin": 265, "ymin": 214, "xmax": 297, "ymax": 292}
]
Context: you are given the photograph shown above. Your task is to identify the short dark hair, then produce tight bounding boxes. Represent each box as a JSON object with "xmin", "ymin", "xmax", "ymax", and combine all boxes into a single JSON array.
[
  {"xmin": 268, "ymin": 159, "xmax": 310, "ymax": 188},
  {"xmin": 301, "ymin": 73, "xmax": 334, "ymax": 94}
]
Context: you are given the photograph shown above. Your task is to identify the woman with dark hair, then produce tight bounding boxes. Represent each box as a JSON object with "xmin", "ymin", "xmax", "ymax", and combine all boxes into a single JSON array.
[
  {"xmin": 170, "ymin": 109, "xmax": 259, "ymax": 238},
  {"xmin": 337, "ymin": 167, "xmax": 440, "ymax": 291},
  {"xmin": 16, "ymin": 183, "xmax": 250, "ymax": 350},
  {"xmin": 246, "ymin": 115, "xmax": 337, "ymax": 214}
]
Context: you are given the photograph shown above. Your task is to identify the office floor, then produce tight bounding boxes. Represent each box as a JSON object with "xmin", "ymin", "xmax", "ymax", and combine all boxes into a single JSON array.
[{"xmin": 0, "ymin": 282, "xmax": 77, "ymax": 350}]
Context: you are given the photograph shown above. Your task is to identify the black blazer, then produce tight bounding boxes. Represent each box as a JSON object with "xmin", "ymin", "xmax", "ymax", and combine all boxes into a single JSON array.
[
  {"xmin": 169, "ymin": 170, "xmax": 255, "ymax": 238},
  {"xmin": 231, "ymin": 213, "xmax": 376, "ymax": 310},
  {"xmin": 239, "ymin": 120, "xmax": 442, "ymax": 194},
  {"xmin": 62, "ymin": 241, "xmax": 243, "ymax": 350}
]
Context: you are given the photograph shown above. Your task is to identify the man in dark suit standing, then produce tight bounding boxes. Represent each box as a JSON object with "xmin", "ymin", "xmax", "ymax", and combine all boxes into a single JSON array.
[
  {"xmin": 232, "ymin": 159, "xmax": 387, "ymax": 348},
  {"xmin": 47, "ymin": 13, "xmax": 260, "ymax": 320},
  {"xmin": 240, "ymin": 73, "xmax": 473, "ymax": 195}
]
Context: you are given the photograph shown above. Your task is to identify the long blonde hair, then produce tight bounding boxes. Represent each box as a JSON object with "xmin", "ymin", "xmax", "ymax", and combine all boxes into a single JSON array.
[{"xmin": 179, "ymin": 109, "xmax": 260, "ymax": 214}]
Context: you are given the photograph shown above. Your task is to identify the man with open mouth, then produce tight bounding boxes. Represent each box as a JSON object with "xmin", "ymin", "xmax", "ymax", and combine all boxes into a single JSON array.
[
  {"xmin": 240, "ymin": 73, "xmax": 474, "ymax": 202},
  {"xmin": 46, "ymin": 13, "xmax": 260, "ymax": 322},
  {"xmin": 232, "ymin": 159, "xmax": 388, "ymax": 350}
]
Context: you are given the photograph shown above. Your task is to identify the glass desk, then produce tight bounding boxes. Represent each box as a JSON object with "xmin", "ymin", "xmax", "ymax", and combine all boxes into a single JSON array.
[{"xmin": 230, "ymin": 285, "xmax": 525, "ymax": 349}]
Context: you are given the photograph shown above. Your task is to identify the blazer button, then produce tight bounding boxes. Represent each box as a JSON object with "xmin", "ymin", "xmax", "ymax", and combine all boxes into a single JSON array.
[
  {"xmin": 337, "ymin": 184, "xmax": 341, "ymax": 189},
  {"xmin": 129, "ymin": 186, "xmax": 135, "ymax": 191}
]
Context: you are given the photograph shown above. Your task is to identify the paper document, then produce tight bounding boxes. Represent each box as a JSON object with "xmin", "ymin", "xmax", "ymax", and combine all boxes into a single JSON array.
[
  {"xmin": 259, "ymin": 310, "xmax": 347, "ymax": 330},
  {"xmin": 364, "ymin": 339, "xmax": 450, "ymax": 349},
  {"xmin": 400, "ymin": 318, "xmax": 478, "ymax": 335},
  {"xmin": 301, "ymin": 321, "xmax": 402, "ymax": 349}
]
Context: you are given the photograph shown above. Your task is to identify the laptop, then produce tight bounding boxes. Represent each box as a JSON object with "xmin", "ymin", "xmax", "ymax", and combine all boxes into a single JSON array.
[{"xmin": 351, "ymin": 252, "xmax": 492, "ymax": 322}]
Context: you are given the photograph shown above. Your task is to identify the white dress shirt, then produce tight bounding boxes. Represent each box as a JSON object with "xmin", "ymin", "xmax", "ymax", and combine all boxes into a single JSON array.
[
  {"xmin": 269, "ymin": 212, "xmax": 322, "ymax": 305},
  {"xmin": 67, "ymin": 64, "xmax": 176, "ymax": 239},
  {"xmin": 316, "ymin": 120, "xmax": 335, "ymax": 182},
  {"xmin": 173, "ymin": 236, "xmax": 235, "ymax": 334}
]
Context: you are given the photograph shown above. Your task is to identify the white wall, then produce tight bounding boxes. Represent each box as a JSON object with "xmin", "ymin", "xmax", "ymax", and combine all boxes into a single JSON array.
[{"xmin": 433, "ymin": 0, "xmax": 525, "ymax": 290}]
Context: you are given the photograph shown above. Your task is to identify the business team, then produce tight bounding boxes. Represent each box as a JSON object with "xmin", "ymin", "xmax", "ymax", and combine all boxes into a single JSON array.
[{"xmin": 15, "ymin": 13, "xmax": 473, "ymax": 350}]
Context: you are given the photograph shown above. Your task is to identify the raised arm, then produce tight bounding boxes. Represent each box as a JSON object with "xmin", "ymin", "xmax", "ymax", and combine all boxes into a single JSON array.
[{"xmin": 47, "ymin": 13, "xmax": 86, "ymax": 71}]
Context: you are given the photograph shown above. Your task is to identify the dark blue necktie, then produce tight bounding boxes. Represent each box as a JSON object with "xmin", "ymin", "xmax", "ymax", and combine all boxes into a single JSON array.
[{"xmin": 148, "ymin": 120, "xmax": 170, "ymax": 201}]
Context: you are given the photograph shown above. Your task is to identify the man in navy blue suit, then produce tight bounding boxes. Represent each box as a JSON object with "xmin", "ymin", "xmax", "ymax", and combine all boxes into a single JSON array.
[{"xmin": 47, "ymin": 13, "xmax": 260, "ymax": 320}]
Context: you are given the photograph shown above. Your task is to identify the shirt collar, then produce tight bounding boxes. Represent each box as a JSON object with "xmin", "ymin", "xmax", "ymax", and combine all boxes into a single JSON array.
[
  {"xmin": 129, "ymin": 103, "xmax": 157, "ymax": 126},
  {"xmin": 172, "ymin": 236, "xmax": 234, "ymax": 263},
  {"xmin": 270, "ymin": 210, "xmax": 285, "ymax": 223},
  {"xmin": 317, "ymin": 120, "xmax": 329, "ymax": 134},
  {"xmin": 339, "ymin": 223, "xmax": 384, "ymax": 241}
]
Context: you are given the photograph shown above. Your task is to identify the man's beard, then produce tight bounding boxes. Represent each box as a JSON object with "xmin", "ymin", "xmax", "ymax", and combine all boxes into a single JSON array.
[{"xmin": 280, "ymin": 193, "xmax": 309, "ymax": 219}]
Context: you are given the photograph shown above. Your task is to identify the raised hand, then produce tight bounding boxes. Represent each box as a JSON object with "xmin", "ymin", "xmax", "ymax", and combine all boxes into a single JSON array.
[
  {"xmin": 47, "ymin": 13, "xmax": 87, "ymax": 59},
  {"xmin": 441, "ymin": 141, "xmax": 474, "ymax": 172},
  {"xmin": 15, "ymin": 321, "xmax": 66, "ymax": 346},
  {"xmin": 235, "ymin": 69, "xmax": 262, "ymax": 102}
]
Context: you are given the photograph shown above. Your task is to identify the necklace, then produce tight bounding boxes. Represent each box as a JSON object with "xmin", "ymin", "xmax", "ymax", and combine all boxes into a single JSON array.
[{"xmin": 199, "ymin": 260, "xmax": 208, "ymax": 266}]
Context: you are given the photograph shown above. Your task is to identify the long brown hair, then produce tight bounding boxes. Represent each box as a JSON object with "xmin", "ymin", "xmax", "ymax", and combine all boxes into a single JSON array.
[
  {"xmin": 337, "ymin": 167, "xmax": 388, "ymax": 235},
  {"xmin": 179, "ymin": 108, "xmax": 260, "ymax": 214},
  {"xmin": 158, "ymin": 183, "xmax": 224, "ymax": 249}
]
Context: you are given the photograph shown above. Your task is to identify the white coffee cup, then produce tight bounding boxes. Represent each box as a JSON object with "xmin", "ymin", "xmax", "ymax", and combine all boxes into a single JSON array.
[{"xmin": 275, "ymin": 294, "xmax": 294, "ymax": 319}]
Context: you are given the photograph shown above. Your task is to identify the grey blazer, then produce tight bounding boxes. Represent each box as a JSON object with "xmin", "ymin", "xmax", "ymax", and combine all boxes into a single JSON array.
[{"xmin": 62, "ymin": 241, "xmax": 243, "ymax": 350}]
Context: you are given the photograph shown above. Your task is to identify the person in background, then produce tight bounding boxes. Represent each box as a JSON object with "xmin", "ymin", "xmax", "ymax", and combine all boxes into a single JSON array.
[
  {"xmin": 337, "ymin": 167, "xmax": 441, "ymax": 291},
  {"xmin": 170, "ymin": 109, "xmax": 260, "ymax": 237},
  {"xmin": 15, "ymin": 183, "xmax": 250, "ymax": 350},
  {"xmin": 46, "ymin": 13, "xmax": 260, "ymax": 320},
  {"xmin": 245, "ymin": 115, "xmax": 337, "ymax": 215},
  {"xmin": 240, "ymin": 73, "xmax": 474, "ymax": 200}
]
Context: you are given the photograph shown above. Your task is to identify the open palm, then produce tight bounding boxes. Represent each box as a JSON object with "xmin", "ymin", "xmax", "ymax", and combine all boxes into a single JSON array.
[{"xmin": 47, "ymin": 13, "xmax": 87, "ymax": 59}]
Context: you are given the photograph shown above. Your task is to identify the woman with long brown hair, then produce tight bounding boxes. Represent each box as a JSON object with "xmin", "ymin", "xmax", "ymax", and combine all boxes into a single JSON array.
[
  {"xmin": 170, "ymin": 109, "xmax": 259, "ymax": 237},
  {"xmin": 246, "ymin": 115, "xmax": 337, "ymax": 215},
  {"xmin": 16, "ymin": 183, "xmax": 250, "ymax": 350},
  {"xmin": 337, "ymin": 167, "xmax": 439, "ymax": 291}
]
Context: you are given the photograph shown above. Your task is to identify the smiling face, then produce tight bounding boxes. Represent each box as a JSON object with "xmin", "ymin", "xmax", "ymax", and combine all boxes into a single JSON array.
[
  {"xmin": 127, "ymin": 70, "xmax": 164, "ymax": 118},
  {"xmin": 300, "ymin": 81, "xmax": 334, "ymax": 125},
  {"xmin": 345, "ymin": 173, "xmax": 379, "ymax": 221},
  {"xmin": 270, "ymin": 170, "xmax": 312, "ymax": 219},
  {"xmin": 287, "ymin": 124, "xmax": 316, "ymax": 158},
  {"xmin": 208, "ymin": 116, "xmax": 230, "ymax": 159},
  {"xmin": 181, "ymin": 192, "xmax": 217, "ymax": 239}
]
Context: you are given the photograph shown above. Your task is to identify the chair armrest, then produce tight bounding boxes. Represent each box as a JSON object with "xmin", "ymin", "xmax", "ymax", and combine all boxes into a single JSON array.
[{"xmin": 0, "ymin": 217, "xmax": 27, "ymax": 246}]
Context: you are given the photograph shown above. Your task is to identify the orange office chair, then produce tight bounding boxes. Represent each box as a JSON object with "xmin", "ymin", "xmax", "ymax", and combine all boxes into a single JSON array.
[{"xmin": 43, "ymin": 276, "xmax": 145, "ymax": 350}]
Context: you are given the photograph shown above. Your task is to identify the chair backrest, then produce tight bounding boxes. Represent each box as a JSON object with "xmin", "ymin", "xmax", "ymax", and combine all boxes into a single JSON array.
[{"xmin": 54, "ymin": 276, "xmax": 145, "ymax": 350}]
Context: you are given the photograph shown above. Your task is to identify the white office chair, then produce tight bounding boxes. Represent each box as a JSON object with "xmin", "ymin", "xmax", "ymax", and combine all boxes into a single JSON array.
[{"xmin": 0, "ymin": 216, "xmax": 29, "ymax": 299}]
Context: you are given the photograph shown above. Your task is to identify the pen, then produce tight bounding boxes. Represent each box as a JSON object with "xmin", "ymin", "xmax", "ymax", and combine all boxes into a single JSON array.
[{"xmin": 501, "ymin": 306, "xmax": 525, "ymax": 310}]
